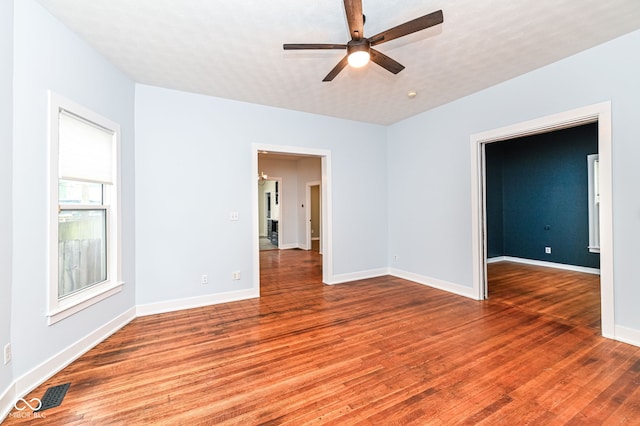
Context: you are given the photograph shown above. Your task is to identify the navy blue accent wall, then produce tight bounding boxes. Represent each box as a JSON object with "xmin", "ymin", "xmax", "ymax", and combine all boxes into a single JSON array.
[
  {"xmin": 485, "ymin": 123, "xmax": 600, "ymax": 268},
  {"xmin": 485, "ymin": 145, "xmax": 504, "ymax": 258}
]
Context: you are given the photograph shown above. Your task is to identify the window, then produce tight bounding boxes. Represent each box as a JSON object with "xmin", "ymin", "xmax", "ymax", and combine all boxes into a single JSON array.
[
  {"xmin": 48, "ymin": 92, "xmax": 123, "ymax": 324},
  {"xmin": 587, "ymin": 154, "xmax": 600, "ymax": 253}
]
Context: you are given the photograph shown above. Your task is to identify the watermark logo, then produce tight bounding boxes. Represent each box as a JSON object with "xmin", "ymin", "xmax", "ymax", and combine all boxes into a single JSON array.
[
  {"xmin": 14, "ymin": 397, "xmax": 42, "ymax": 411},
  {"xmin": 10, "ymin": 397, "xmax": 46, "ymax": 419}
]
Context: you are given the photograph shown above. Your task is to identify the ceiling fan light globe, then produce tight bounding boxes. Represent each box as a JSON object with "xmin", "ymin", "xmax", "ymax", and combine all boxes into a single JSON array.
[{"xmin": 348, "ymin": 51, "xmax": 370, "ymax": 68}]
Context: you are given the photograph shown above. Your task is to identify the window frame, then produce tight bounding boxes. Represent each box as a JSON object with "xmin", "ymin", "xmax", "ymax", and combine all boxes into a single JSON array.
[{"xmin": 47, "ymin": 91, "xmax": 123, "ymax": 325}]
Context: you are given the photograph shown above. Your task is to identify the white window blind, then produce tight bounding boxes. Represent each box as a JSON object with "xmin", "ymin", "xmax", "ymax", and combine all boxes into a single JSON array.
[{"xmin": 59, "ymin": 110, "xmax": 114, "ymax": 184}]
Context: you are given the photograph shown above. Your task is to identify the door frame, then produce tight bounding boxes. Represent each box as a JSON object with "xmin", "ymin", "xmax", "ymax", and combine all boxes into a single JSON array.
[
  {"xmin": 252, "ymin": 144, "xmax": 332, "ymax": 291},
  {"xmin": 306, "ymin": 181, "xmax": 321, "ymax": 252},
  {"xmin": 470, "ymin": 101, "xmax": 614, "ymax": 338}
]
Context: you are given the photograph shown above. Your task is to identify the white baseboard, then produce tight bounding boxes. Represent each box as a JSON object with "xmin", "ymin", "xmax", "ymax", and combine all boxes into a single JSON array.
[
  {"xmin": 389, "ymin": 268, "xmax": 477, "ymax": 299},
  {"xmin": 2, "ymin": 306, "xmax": 136, "ymax": 421},
  {"xmin": 136, "ymin": 288, "xmax": 259, "ymax": 317},
  {"xmin": 277, "ymin": 243, "xmax": 301, "ymax": 250},
  {"xmin": 487, "ymin": 256, "xmax": 600, "ymax": 275},
  {"xmin": 614, "ymin": 325, "xmax": 640, "ymax": 348},
  {"xmin": 0, "ymin": 380, "xmax": 16, "ymax": 424},
  {"xmin": 326, "ymin": 268, "xmax": 389, "ymax": 285},
  {"xmin": 262, "ymin": 243, "xmax": 314, "ymax": 251}
]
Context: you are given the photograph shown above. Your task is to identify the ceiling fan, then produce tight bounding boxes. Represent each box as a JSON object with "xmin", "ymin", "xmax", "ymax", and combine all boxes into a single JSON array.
[{"xmin": 283, "ymin": 0, "xmax": 444, "ymax": 82}]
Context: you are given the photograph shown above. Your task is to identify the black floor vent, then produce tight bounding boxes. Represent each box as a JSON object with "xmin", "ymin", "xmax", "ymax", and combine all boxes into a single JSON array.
[{"xmin": 35, "ymin": 383, "xmax": 70, "ymax": 412}]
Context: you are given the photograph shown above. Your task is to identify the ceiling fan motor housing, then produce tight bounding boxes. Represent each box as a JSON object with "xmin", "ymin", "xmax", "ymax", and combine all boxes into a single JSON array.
[{"xmin": 347, "ymin": 38, "xmax": 371, "ymax": 55}]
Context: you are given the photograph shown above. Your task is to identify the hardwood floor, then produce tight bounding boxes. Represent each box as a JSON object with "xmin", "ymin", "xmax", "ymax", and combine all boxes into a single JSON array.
[
  {"xmin": 5, "ymin": 253, "xmax": 640, "ymax": 425},
  {"xmin": 487, "ymin": 261, "xmax": 602, "ymax": 330}
]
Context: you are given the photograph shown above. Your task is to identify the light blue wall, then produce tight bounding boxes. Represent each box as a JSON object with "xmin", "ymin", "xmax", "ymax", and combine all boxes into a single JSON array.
[
  {"xmin": 0, "ymin": 0, "xmax": 15, "ymax": 395},
  {"xmin": 10, "ymin": 0, "xmax": 136, "ymax": 377},
  {"xmin": 258, "ymin": 158, "xmax": 300, "ymax": 245},
  {"xmin": 387, "ymin": 29, "xmax": 640, "ymax": 330},
  {"xmin": 134, "ymin": 85, "xmax": 388, "ymax": 304}
]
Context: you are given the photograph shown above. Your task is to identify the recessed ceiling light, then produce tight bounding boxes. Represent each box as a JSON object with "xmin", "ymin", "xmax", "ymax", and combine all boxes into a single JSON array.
[{"xmin": 407, "ymin": 91, "xmax": 417, "ymax": 99}]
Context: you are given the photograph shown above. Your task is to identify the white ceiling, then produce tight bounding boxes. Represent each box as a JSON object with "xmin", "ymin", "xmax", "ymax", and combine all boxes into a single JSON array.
[{"xmin": 36, "ymin": 0, "xmax": 640, "ymax": 125}]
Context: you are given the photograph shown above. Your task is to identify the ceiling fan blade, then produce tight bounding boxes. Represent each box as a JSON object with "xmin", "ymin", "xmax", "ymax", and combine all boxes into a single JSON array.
[
  {"xmin": 284, "ymin": 43, "xmax": 347, "ymax": 50},
  {"xmin": 323, "ymin": 55, "xmax": 349, "ymax": 82},
  {"xmin": 343, "ymin": 0, "xmax": 364, "ymax": 40},
  {"xmin": 370, "ymin": 10, "xmax": 443, "ymax": 46},
  {"xmin": 370, "ymin": 49, "xmax": 405, "ymax": 74}
]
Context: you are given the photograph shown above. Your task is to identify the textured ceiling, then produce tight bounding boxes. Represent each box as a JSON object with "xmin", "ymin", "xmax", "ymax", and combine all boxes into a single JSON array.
[{"xmin": 36, "ymin": 0, "xmax": 640, "ymax": 125}]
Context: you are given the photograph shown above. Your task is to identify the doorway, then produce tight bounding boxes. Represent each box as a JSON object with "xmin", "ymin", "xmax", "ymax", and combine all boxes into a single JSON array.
[
  {"xmin": 470, "ymin": 102, "xmax": 614, "ymax": 338},
  {"xmin": 252, "ymin": 144, "xmax": 333, "ymax": 292},
  {"xmin": 483, "ymin": 124, "xmax": 600, "ymax": 329},
  {"xmin": 306, "ymin": 182, "xmax": 321, "ymax": 252}
]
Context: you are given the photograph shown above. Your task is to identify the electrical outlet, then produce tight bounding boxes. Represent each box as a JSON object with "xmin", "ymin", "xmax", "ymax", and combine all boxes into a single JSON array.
[
  {"xmin": 3, "ymin": 343, "xmax": 11, "ymax": 365},
  {"xmin": 545, "ymin": 247, "xmax": 552, "ymax": 254},
  {"xmin": 232, "ymin": 271, "xmax": 241, "ymax": 280},
  {"xmin": 201, "ymin": 275, "xmax": 208, "ymax": 284}
]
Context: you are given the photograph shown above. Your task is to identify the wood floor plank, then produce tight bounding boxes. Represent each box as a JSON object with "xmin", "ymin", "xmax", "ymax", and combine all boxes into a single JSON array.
[
  {"xmin": 486, "ymin": 261, "xmax": 601, "ymax": 329},
  {"xmin": 4, "ymin": 253, "xmax": 639, "ymax": 425}
]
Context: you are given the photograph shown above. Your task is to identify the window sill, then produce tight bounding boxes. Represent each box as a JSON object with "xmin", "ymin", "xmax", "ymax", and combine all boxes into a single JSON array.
[{"xmin": 47, "ymin": 281, "xmax": 124, "ymax": 325}]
